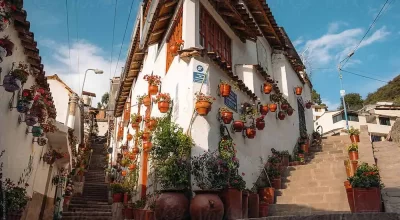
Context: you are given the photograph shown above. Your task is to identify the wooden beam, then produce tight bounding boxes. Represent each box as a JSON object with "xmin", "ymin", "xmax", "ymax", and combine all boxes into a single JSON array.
[
  {"xmin": 164, "ymin": 0, "xmax": 177, "ymax": 7},
  {"xmin": 158, "ymin": 14, "xmax": 172, "ymax": 22},
  {"xmin": 220, "ymin": 10, "xmax": 235, "ymax": 17},
  {"xmin": 151, "ymin": 29, "xmax": 166, "ymax": 36},
  {"xmin": 233, "ymin": 25, "xmax": 246, "ymax": 30}
]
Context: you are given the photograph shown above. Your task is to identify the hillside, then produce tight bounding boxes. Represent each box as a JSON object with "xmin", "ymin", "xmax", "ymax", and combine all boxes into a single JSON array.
[{"xmin": 364, "ymin": 74, "xmax": 400, "ymax": 105}]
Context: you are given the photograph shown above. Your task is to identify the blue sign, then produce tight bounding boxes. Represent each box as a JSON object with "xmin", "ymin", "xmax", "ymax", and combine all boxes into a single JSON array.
[
  {"xmin": 224, "ymin": 91, "xmax": 237, "ymax": 112},
  {"xmin": 193, "ymin": 72, "xmax": 207, "ymax": 83},
  {"xmin": 196, "ymin": 65, "xmax": 204, "ymax": 72}
]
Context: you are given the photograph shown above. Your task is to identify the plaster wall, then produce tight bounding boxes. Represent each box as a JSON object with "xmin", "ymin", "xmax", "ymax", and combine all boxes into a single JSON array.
[{"xmin": 48, "ymin": 80, "xmax": 70, "ymax": 124}]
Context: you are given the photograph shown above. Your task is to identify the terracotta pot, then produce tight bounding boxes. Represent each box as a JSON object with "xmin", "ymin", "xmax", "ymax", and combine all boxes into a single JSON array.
[
  {"xmin": 269, "ymin": 103, "xmax": 277, "ymax": 112},
  {"xmin": 146, "ymin": 119, "xmax": 158, "ymax": 130},
  {"xmin": 287, "ymin": 108, "xmax": 294, "ymax": 116},
  {"xmin": 143, "ymin": 96, "xmax": 151, "ymax": 107},
  {"xmin": 272, "ymin": 177, "xmax": 281, "ymax": 190},
  {"xmin": 125, "ymin": 207, "xmax": 134, "ymax": 219},
  {"xmin": 143, "ymin": 142, "xmax": 153, "ymax": 152},
  {"xmin": 232, "ymin": 121, "xmax": 244, "ymax": 132},
  {"xmin": 242, "ymin": 191, "xmax": 249, "ymax": 219},
  {"xmin": 220, "ymin": 188, "xmax": 242, "ymax": 220},
  {"xmin": 295, "ymin": 87, "xmax": 302, "ymax": 95},
  {"xmin": 248, "ymin": 193, "xmax": 259, "ymax": 218},
  {"xmin": 134, "ymin": 209, "xmax": 147, "ymax": 220},
  {"xmin": 142, "ymin": 132, "xmax": 151, "ymax": 141},
  {"xmin": 346, "ymin": 188, "xmax": 355, "ymax": 213},
  {"xmin": 263, "ymin": 83, "xmax": 272, "ymax": 94},
  {"xmin": 300, "ymin": 144, "xmax": 308, "ymax": 154},
  {"xmin": 349, "ymin": 151, "xmax": 359, "ymax": 161},
  {"xmin": 170, "ymin": 44, "xmax": 178, "ymax": 54},
  {"xmin": 350, "ymin": 135, "xmax": 360, "ymax": 143},
  {"xmin": 344, "ymin": 180, "xmax": 352, "ymax": 189},
  {"xmin": 306, "ymin": 102, "xmax": 312, "ymax": 109},
  {"xmin": 220, "ymin": 111, "xmax": 233, "ymax": 124},
  {"xmin": 256, "ymin": 120, "xmax": 265, "ymax": 130},
  {"xmin": 258, "ymin": 187, "xmax": 274, "ymax": 204},
  {"xmin": 195, "ymin": 101, "xmax": 211, "ymax": 116},
  {"xmin": 278, "ymin": 111, "xmax": 286, "ymax": 120},
  {"xmin": 260, "ymin": 105, "xmax": 269, "ymax": 115},
  {"xmin": 190, "ymin": 190, "xmax": 224, "ymax": 220},
  {"xmin": 6, "ymin": 212, "xmax": 22, "ymax": 220},
  {"xmin": 129, "ymin": 164, "xmax": 136, "ymax": 171},
  {"xmin": 281, "ymin": 155, "xmax": 289, "ymax": 167},
  {"xmin": 149, "ymin": 85, "xmax": 159, "ymax": 95},
  {"xmin": 132, "ymin": 123, "xmax": 139, "ymax": 129},
  {"xmin": 259, "ymin": 202, "xmax": 269, "ymax": 217},
  {"xmin": 246, "ymin": 128, "xmax": 256, "ymax": 139},
  {"xmin": 281, "ymin": 103, "xmax": 289, "ymax": 110},
  {"xmin": 220, "ymin": 84, "xmax": 231, "ymax": 97},
  {"xmin": 155, "ymin": 190, "xmax": 189, "ymax": 220},
  {"xmin": 350, "ymin": 161, "xmax": 358, "ymax": 177},
  {"xmin": 145, "ymin": 210, "xmax": 155, "ymax": 220},
  {"xmin": 353, "ymin": 188, "xmax": 381, "ymax": 212},
  {"xmin": 113, "ymin": 193, "xmax": 123, "ymax": 203},
  {"xmin": 158, "ymin": 101, "xmax": 170, "ymax": 113},
  {"xmin": 124, "ymin": 192, "xmax": 131, "ymax": 205},
  {"xmin": 63, "ymin": 196, "xmax": 71, "ymax": 206}
]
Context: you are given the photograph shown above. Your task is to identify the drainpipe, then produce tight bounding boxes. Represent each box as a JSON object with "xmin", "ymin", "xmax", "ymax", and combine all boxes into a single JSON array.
[{"xmin": 67, "ymin": 93, "xmax": 79, "ymax": 129}]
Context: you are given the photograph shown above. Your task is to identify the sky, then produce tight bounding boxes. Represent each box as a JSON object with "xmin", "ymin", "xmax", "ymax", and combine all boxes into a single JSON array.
[{"xmin": 24, "ymin": 0, "xmax": 399, "ymax": 109}]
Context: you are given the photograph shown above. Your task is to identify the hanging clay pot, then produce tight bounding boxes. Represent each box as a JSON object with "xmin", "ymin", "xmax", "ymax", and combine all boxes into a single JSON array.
[
  {"xmin": 287, "ymin": 108, "xmax": 294, "ymax": 116},
  {"xmin": 149, "ymin": 85, "xmax": 159, "ymax": 95},
  {"xmin": 219, "ymin": 84, "xmax": 231, "ymax": 97},
  {"xmin": 278, "ymin": 111, "xmax": 286, "ymax": 120},
  {"xmin": 143, "ymin": 142, "xmax": 153, "ymax": 152},
  {"xmin": 260, "ymin": 105, "xmax": 269, "ymax": 115},
  {"xmin": 143, "ymin": 96, "xmax": 151, "ymax": 107},
  {"xmin": 232, "ymin": 121, "xmax": 244, "ymax": 132},
  {"xmin": 246, "ymin": 127, "xmax": 256, "ymax": 139},
  {"xmin": 281, "ymin": 103, "xmax": 289, "ymax": 111},
  {"xmin": 158, "ymin": 101, "xmax": 170, "ymax": 113},
  {"xmin": 295, "ymin": 87, "xmax": 303, "ymax": 95},
  {"xmin": 263, "ymin": 83, "xmax": 272, "ymax": 94},
  {"xmin": 220, "ymin": 111, "xmax": 233, "ymax": 124},
  {"xmin": 256, "ymin": 120, "xmax": 265, "ymax": 130},
  {"xmin": 195, "ymin": 101, "xmax": 211, "ymax": 116},
  {"xmin": 269, "ymin": 103, "xmax": 277, "ymax": 112}
]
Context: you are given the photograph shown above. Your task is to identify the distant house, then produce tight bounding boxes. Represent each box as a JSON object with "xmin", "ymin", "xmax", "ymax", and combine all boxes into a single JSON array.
[
  {"xmin": 311, "ymin": 104, "xmax": 328, "ymax": 121},
  {"xmin": 314, "ymin": 102, "xmax": 400, "ymax": 141}
]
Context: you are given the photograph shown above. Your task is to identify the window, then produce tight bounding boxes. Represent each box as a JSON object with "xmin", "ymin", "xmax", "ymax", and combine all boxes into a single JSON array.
[
  {"xmin": 166, "ymin": 7, "xmax": 183, "ymax": 73},
  {"xmin": 332, "ymin": 112, "xmax": 359, "ymax": 123},
  {"xmin": 379, "ymin": 117, "xmax": 391, "ymax": 126},
  {"xmin": 347, "ymin": 113, "xmax": 359, "ymax": 122},
  {"xmin": 199, "ymin": 4, "xmax": 232, "ymax": 66},
  {"xmin": 332, "ymin": 114, "xmax": 343, "ymax": 123}
]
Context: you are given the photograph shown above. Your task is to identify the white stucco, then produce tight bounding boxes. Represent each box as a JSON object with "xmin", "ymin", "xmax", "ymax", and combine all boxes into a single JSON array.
[{"xmin": 48, "ymin": 79, "xmax": 71, "ymax": 124}]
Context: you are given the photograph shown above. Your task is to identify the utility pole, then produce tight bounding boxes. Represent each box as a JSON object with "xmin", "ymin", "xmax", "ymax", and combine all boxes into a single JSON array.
[{"xmin": 337, "ymin": 52, "xmax": 354, "ymax": 130}]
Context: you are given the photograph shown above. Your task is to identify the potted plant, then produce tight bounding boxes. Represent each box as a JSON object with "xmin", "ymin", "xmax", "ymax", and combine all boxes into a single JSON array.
[
  {"xmin": 263, "ymin": 82, "xmax": 273, "ymax": 94},
  {"xmin": 347, "ymin": 163, "xmax": 382, "ymax": 212},
  {"xmin": 151, "ymin": 93, "xmax": 170, "ymax": 113},
  {"xmin": 245, "ymin": 126, "xmax": 256, "ymax": 139},
  {"xmin": 131, "ymin": 113, "xmax": 142, "ymax": 129},
  {"xmin": 267, "ymin": 167, "xmax": 281, "ymax": 189},
  {"xmin": 151, "ymin": 116, "xmax": 194, "ymax": 220},
  {"xmin": 137, "ymin": 130, "xmax": 152, "ymax": 141},
  {"xmin": 278, "ymin": 111, "xmax": 286, "ymax": 120},
  {"xmin": 232, "ymin": 115, "xmax": 246, "ymax": 132},
  {"xmin": 145, "ymin": 117, "xmax": 159, "ymax": 130},
  {"xmin": 195, "ymin": 92, "xmax": 215, "ymax": 116},
  {"xmin": 169, "ymin": 39, "xmax": 184, "ymax": 54},
  {"xmin": 347, "ymin": 126, "xmax": 360, "ymax": 143},
  {"xmin": 287, "ymin": 107, "xmax": 294, "ymax": 116},
  {"xmin": 3, "ymin": 62, "xmax": 29, "ymax": 92},
  {"xmin": 144, "ymin": 74, "xmax": 161, "ymax": 95},
  {"xmin": 219, "ymin": 80, "xmax": 231, "ymax": 97},
  {"xmin": 142, "ymin": 95, "xmax": 151, "ymax": 107},
  {"xmin": 3, "ymin": 178, "xmax": 29, "ymax": 219},
  {"xmin": 220, "ymin": 107, "xmax": 233, "ymax": 124},
  {"xmin": 295, "ymin": 86, "xmax": 302, "ymax": 95},
  {"xmin": 268, "ymin": 103, "xmax": 277, "ymax": 112},
  {"xmin": 305, "ymin": 100, "xmax": 313, "ymax": 109},
  {"xmin": 348, "ymin": 143, "xmax": 359, "ymax": 161},
  {"xmin": 259, "ymin": 104, "xmax": 269, "ymax": 116},
  {"xmin": 256, "ymin": 169, "xmax": 274, "ymax": 205},
  {"xmin": 248, "ymin": 188, "xmax": 260, "ymax": 218},
  {"xmin": 255, "ymin": 116, "xmax": 265, "ymax": 130},
  {"xmin": 190, "ymin": 150, "xmax": 225, "ymax": 220},
  {"xmin": 0, "ymin": 36, "xmax": 14, "ymax": 59},
  {"xmin": 111, "ymin": 183, "xmax": 126, "ymax": 203},
  {"xmin": 281, "ymin": 150, "xmax": 290, "ymax": 167},
  {"xmin": 281, "ymin": 101, "xmax": 289, "ymax": 111}
]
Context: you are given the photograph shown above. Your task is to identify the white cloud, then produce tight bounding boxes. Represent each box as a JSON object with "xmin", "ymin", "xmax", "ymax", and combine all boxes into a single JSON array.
[
  {"xmin": 293, "ymin": 36, "xmax": 304, "ymax": 47},
  {"xmin": 322, "ymin": 98, "xmax": 340, "ymax": 111},
  {"xmin": 327, "ymin": 21, "xmax": 348, "ymax": 34},
  {"xmin": 302, "ymin": 25, "xmax": 390, "ymax": 67},
  {"xmin": 40, "ymin": 39, "xmax": 126, "ymax": 106}
]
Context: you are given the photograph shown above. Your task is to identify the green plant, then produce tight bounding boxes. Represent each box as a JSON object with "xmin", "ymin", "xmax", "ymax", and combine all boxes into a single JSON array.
[
  {"xmin": 110, "ymin": 183, "xmax": 126, "ymax": 194},
  {"xmin": 219, "ymin": 106, "xmax": 231, "ymax": 113},
  {"xmin": 228, "ymin": 172, "xmax": 246, "ymax": 191},
  {"xmin": 153, "ymin": 93, "xmax": 171, "ymax": 103},
  {"xmin": 348, "ymin": 163, "xmax": 382, "ymax": 188},
  {"xmin": 267, "ymin": 155, "xmax": 281, "ymax": 164},
  {"xmin": 347, "ymin": 143, "xmax": 358, "ymax": 152},
  {"xmin": 2, "ymin": 178, "xmax": 29, "ymax": 215},
  {"xmin": 218, "ymin": 139, "xmax": 238, "ymax": 170},
  {"xmin": 122, "ymin": 168, "xmax": 139, "ymax": 193},
  {"xmin": 281, "ymin": 150, "xmax": 290, "ymax": 157},
  {"xmin": 220, "ymin": 80, "xmax": 239, "ymax": 90},
  {"xmin": 131, "ymin": 113, "xmax": 142, "ymax": 123},
  {"xmin": 195, "ymin": 92, "xmax": 216, "ymax": 103},
  {"xmin": 191, "ymin": 150, "xmax": 227, "ymax": 190},
  {"xmin": 267, "ymin": 167, "xmax": 280, "ymax": 179},
  {"xmin": 347, "ymin": 126, "xmax": 360, "ymax": 135},
  {"xmin": 133, "ymin": 198, "xmax": 147, "ymax": 209}
]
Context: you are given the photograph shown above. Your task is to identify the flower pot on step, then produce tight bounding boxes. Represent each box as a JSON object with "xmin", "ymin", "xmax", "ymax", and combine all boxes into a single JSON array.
[
  {"xmin": 281, "ymin": 155, "xmax": 289, "ymax": 167},
  {"xmin": 272, "ymin": 177, "xmax": 281, "ymax": 190},
  {"xmin": 242, "ymin": 191, "xmax": 249, "ymax": 219},
  {"xmin": 258, "ymin": 187, "xmax": 274, "ymax": 204},
  {"xmin": 220, "ymin": 188, "xmax": 242, "ymax": 220},
  {"xmin": 248, "ymin": 193, "xmax": 259, "ymax": 218},
  {"xmin": 350, "ymin": 134, "xmax": 360, "ymax": 143},
  {"xmin": 353, "ymin": 188, "xmax": 381, "ymax": 212},
  {"xmin": 349, "ymin": 151, "xmax": 359, "ymax": 161},
  {"xmin": 346, "ymin": 188, "xmax": 355, "ymax": 213},
  {"xmin": 123, "ymin": 192, "xmax": 131, "ymax": 205},
  {"xmin": 145, "ymin": 210, "xmax": 155, "ymax": 220},
  {"xmin": 134, "ymin": 209, "xmax": 147, "ymax": 220},
  {"xmin": 113, "ymin": 193, "xmax": 123, "ymax": 203},
  {"xmin": 259, "ymin": 202, "xmax": 269, "ymax": 217},
  {"xmin": 125, "ymin": 207, "xmax": 134, "ymax": 219},
  {"xmin": 155, "ymin": 190, "xmax": 189, "ymax": 220},
  {"xmin": 190, "ymin": 190, "xmax": 224, "ymax": 220},
  {"xmin": 6, "ymin": 212, "xmax": 23, "ymax": 220}
]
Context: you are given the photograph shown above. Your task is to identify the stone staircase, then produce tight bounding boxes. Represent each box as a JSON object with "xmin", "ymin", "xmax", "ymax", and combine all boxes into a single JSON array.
[
  {"xmin": 62, "ymin": 140, "xmax": 112, "ymax": 220},
  {"xmin": 373, "ymin": 141, "xmax": 400, "ymax": 213},
  {"xmin": 269, "ymin": 136, "xmax": 352, "ymax": 216}
]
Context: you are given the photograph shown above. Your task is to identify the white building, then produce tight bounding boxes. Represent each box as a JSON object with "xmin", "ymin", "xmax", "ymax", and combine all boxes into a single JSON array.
[
  {"xmin": 311, "ymin": 104, "xmax": 328, "ymax": 121},
  {"xmin": 314, "ymin": 102, "xmax": 400, "ymax": 141},
  {"xmin": 111, "ymin": 0, "xmax": 314, "ymax": 198}
]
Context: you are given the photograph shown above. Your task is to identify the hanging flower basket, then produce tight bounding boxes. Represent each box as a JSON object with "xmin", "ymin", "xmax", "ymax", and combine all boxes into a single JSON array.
[
  {"xmin": 129, "ymin": 164, "xmax": 136, "ymax": 171},
  {"xmin": 3, "ymin": 74, "xmax": 21, "ymax": 92},
  {"xmin": 278, "ymin": 111, "xmax": 286, "ymax": 120},
  {"xmin": 263, "ymin": 83, "xmax": 272, "ymax": 94},
  {"xmin": 133, "ymin": 147, "xmax": 140, "ymax": 154},
  {"xmin": 127, "ymin": 133, "xmax": 133, "ymax": 141},
  {"xmin": 246, "ymin": 127, "xmax": 256, "ymax": 139},
  {"xmin": 143, "ymin": 141, "xmax": 153, "ymax": 152},
  {"xmin": 37, "ymin": 137, "xmax": 48, "ymax": 146},
  {"xmin": 145, "ymin": 117, "xmax": 158, "ymax": 130},
  {"xmin": 232, "ymin": 120, "xmax": 245, "ymax": 132},
  {"xmin": 219, "ymin": 82, "xmax": 231, "ymax": 97},
  {"xmin": 26, "ymin": 113, "xmax": 38, "ymax": 126},
  {"xmin": 256, "ymin": 117, "xmax": 265, "ymax": 130},
  {"xmin": 287, "ymin": 108, "xmax": 294, "ymax": 116},
  {"xmin": 32, "ymin": 126, "xmax": 43, "ymax": 137},
  {"xmin": 141, "ymin": 131, "xmax": 151, "ymax": 141},
  {"xmin": 195, "ymin": 92, "xmax": 215, "ymax": 116},
  {"xmin": 305, "ymin": 100, "xmax": 312, "ymax": 109},
  {"xmin": 144, "ymin": 74, "xmax": 161, "ymax": 95},
  {"xmin": 281, "ymin": 103, "xmax": 289, "ymax": 111},
  {"xmin": 268, "ymin": 103, "xmax": 277, "ymax": 112},
  {"xmin": 16, "ymin": 99, "xmax": 32, "ymax": 113},
  {"xmin": 143, "ymin": 95, "xmax": 151, "ymax": 107},
  {"xmin": 260, "ymin": 104, "xmax": 269, "ymax": 115},
  {"xmin": 295, "ymin": 86, "xmax": 303, "ymax": 95},
  {"xmin": 0, "ymin": 36, "xmax": 14, "ymax": 58},
  {"xmin": 153, "ymin": 93, "xmax": 171, "ymax": 113},
  {"xmin": 219, "ymin": 107, "xmax": 233, "ymax": 124}
]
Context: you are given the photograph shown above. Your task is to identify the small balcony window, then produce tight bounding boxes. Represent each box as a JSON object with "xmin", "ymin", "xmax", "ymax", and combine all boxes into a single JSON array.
[{"xmin": 379, "ymin": 117, "xmax": 391, "ymax": 126}]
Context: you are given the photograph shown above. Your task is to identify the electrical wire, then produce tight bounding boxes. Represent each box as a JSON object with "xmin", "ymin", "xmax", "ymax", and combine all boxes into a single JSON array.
[
  {"xmin": 75, "ymin": 0, "xmax": 80, "ymax": 93},
  {"xmin": 109, "ymin": 0, "xmax": 118, "ymax": 85},
  {"xmin": 341, "ymin": 0, "xmax": 390, "ymax": 68},
  {"xmin": 340, "ymin": 69, "xmax": 389, "ymax": 83},
  {"xmin": 113, "ymin": 0, "xmax": 136, "ymax": 77},
  {"xmin": 65, "ymin": 0, "xmax": 72, "ymax": 78}
]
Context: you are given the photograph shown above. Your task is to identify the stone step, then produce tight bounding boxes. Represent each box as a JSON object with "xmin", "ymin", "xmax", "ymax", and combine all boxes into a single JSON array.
[
  {"xmin": 70, "ymin": 200, "xmax": 109, "ymax": 205},
  {"xmin": 269, "ymin": 204, "xmax": 350, "ymax": 216},
  {"xmin": 69, "ymin": 204, "xmax": 111, "ymax": 209},
  {"xmin": 61, "ymin": 217, "xmax": 112, "ymax": 220},
  {"xmin": 63, "ymin": 211, "xmax": 112, "ymax": 217},
  {"xmin": 276, "ymin": 192, "xmax": 347, "ymax": 205},
  {"xmin": 69, "ymin": 207, "xmax": 112, "ymax": 212},
  {"xmin": 277, "ymin": 185, "xmax": 343, "ymax": 197},
  {"xmin": 72, "ymin": 198, "xmax": 108, "ymax": 203}
]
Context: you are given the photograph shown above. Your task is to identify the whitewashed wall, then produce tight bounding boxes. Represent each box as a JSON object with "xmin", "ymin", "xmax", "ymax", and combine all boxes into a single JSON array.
[{"xmin": 48, "ymin": 80, "xmax": 70, "ymax": 124}]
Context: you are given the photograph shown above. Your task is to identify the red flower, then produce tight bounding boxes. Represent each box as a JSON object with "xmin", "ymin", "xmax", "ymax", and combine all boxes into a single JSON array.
[
  {"xmin": 242, "ymin": 172, "xmax": 245, "ymax": 176},
  {"xmin": 0, "ymin": 2, "xmax": 5, "ymax": 7},
  {"xmin": 11, "ymin": 5, "xmax": 16, "ymax": 11}
]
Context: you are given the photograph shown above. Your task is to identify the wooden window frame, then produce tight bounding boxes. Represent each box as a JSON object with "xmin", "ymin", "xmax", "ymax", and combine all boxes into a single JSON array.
[{"xmin": 199, "ymin": 4, "xmax": 232, "ymax": 66}]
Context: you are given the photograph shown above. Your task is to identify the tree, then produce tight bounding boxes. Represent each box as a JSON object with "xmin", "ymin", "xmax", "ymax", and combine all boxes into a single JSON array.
[
  {"xmin": 311, "ymin": 89, "xmax": 322, "ymax": 105},
  {"xmin": 338, "ymin": 93, "xmax": 364, "ymax": 111},
  {"xmin": 97, "ymin": 93, "xmax": 109, "ymax": 109}
]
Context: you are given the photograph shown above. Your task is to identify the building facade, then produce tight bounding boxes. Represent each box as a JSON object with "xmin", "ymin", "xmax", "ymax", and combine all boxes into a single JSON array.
[
  {"xmin": 311, "ymin": 104, "xmax": 328, "ymax": 121},
  {"xmin": 111, "ymin": 0, "xmax": 313, "ymax": 197}
]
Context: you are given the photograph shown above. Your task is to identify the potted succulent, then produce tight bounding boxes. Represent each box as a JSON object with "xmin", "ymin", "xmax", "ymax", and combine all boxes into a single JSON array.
[
  {"xmin": 111, "ymin": 183, "xmax": 126, "ymax": 203},
  {"xmin": 151, "ymin": 116, "xmax": 194, "ymax": 220},
  {"xmin": 295, "ymin": 86, "xmax": 303, "ymax": 95},
  {"xmin": 219, "ymin": 107, "xmax": 233, "ymax": 124},
  {"xmin": 263, "ymin": 82, "xmax": 273, "ymax": 94},
  {"xmin": 153, "ymin": 93, "xmax": 171, "ymax": 113},
  {"xmin": 190, "ymin": 150, "xmax": 225, "ymax": 220},
  {"xmin": 259, "ymin": 104, "xmax": 269, "ymax": 116},
  {"xmin": 347, "ymin": 163, "xmax": 382, "ymax": 212},
  {"xmin": 245, "ymin": 126, "xmax": 256, "ymax": 139},
  {"xmin": 278, "ymin": 111, "xmax": 286, "ymax": 120},
  {"xmin": 195, "ymin": 92, "xmax": 215, "ymax": 116},
  {"xmin": 347, "ymin": 126, "xmax": 360, "ymax": 143},
  {"xmin": 232, "ymin": 115, "xmax": 246, "ymax": 132},
  {"xmin": 131, "ymin": 113, "xmax": 142, "ymax": 129},
  {"xmin": 3, "ymin": 178, "xmax": 29, "ymax": 220},
  {"xmin": 255, "ymin": 116, "xmax": 265, "ymax": 130},
  {"xmin": 144, "ymin": 74, "xmax": 161, "ymax": 95},
  {"xmin": 305, "ymin": 100, "xmax": 313, "ymax": 109},
  {"xmin": 348, "ymin": 143, "xmax": 359, "ymax": 161},
  {"xmin": 219, "ymin": 80, "xmax": 231, "ymax": 97}
]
